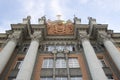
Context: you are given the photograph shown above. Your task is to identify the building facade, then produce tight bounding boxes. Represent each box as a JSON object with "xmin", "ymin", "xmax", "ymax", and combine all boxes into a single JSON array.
[{"xmin": 0, "ymin": 16, "xmax": 120, "ymax": 80}]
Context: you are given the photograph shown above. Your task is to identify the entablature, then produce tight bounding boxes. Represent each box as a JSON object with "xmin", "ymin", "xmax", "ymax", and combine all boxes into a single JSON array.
[
  {"xmin": 40, "ymin": 40, "xmax": 78, "ymax": 45},
  {"xmin": 93, "ymin": 24, "xmax": 108, "ymax": 31},
  {"xmin": 11, "ymin": 24, "xmax": 26, "ymax": 31},
  {"xmin": 45, "ymin": 36, "xmax": 75, "ymax": 40},
  {"xmin": 75, "ymin": 24, "xmax": 89, "ymax": 29},
  {"xmin": 0, "ymin": 33, "xmax": 7, "ymax": 43},
  {"xmin": 0, "ymin": 33, "xmax": 7, "ymax": 38},
  {"xmin": 111, "ymin": 33, "xmax": 120, "ymax": 38}
]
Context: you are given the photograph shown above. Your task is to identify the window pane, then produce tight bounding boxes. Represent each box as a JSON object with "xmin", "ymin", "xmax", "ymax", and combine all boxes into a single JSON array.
[
  {"xmin": 14, "ymin": 59, "xmax": 23, "ymax": 69},
  {"xmin": 48, "ymin": 46, "xmax": 55, "ymax": 51},
  {"xmin": 40, "ymin": 78, "xmax": 53, "ymax": 80},
  {"xmin": 42, "ymin": 59, "xmax": 53, "ymax": 68},
  {"xmin": 47, "ymin": 45, "xmax": 74, "ymax": 52},
  {"xmin": 107, "ymin": 75, "xmax": 114, "ymax": 80},
  {"xmin": 68, "ymin": 58, "xmax": 80, "ymax": 68},
  {"xmin": 56, "ymin": 59, "xmax": 66, "ymax": 68},
  {"xmin": 8, "ymin": 77, "xmax": 16, "ymax": 80},
  {"xmin": 71, "ymin": 77, "xmax": 83, "ymax": 80},
  {"xmin": 66, "ymin": 46, "xmax": 73, "ymax": 51},
  {"xmin": 56, "ymin": 46, "xmax": 64, "ymax": 51},
  {"xmin": 98, "ymin": 59, "xmax": 107, "ymax": 67},
  {"xmin": 56, "ymin": 77, "xmax": 67, "ymax": 80}
]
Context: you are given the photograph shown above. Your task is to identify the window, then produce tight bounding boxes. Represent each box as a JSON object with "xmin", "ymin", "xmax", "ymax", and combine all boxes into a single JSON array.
[
  {"xmin": 22, "ymin": 47, "xmax": 28, "ymax": 52},
  {"xmin": 47, "ymin": 45, "xmax": 74, "ymax": 51},
  {"xmin": 56, "ymin": 77, "xmax": 67, "ymax": 80},
  {"xmin": 71, "ymin": 77, "xmax": 83, "ymax": 80},
  {"xmin": 72, "ymin": 46, "xmax": 75, "ymax": 51},
  {"xmin": 98, "ymin": 58, "xmax": 107, "ymax": 67},
  {"xmin": 56, "ymin": 46, "xmax": 65, "ymax": 51},
  {"xmin": 40, "ymin": 77, "xmax": 53, "ymax": 80},
  {"xmin": 107, "ymin": 75, "xmax": 114, "ymax": 80},
  {"xmin": 48, "ymin": 46, "xmax": 55, "ymax": 51},
  {"xmin": 8, "ymin": 77, "xmax": 16, "ymax": 80},
  {"xmin": 14, "ymin": 59, "xmax": 23, "ymax": 69},
  {"xmin": 65, "ymin": 46, "xmax": 73, "ymax": 51},
  {"xmin": 56, "ymin": 59, "xmax": 66, "ymax": 68},
  {"xmin": 42, "ymin": 59, "xmax": 53, "ymax": 68},
  {"xmin": 22, "ymin": 44, "xmax": 29, "ymax": 53},
  {"xmin": 68, "ymin": 58, "xmax": 80, "ymax": 68}
]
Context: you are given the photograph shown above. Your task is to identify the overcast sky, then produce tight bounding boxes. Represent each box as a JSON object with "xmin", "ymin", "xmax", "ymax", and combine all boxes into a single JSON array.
[{"xmin": 0, "ymin": 0, "xmax": 120, "ymax": 33}]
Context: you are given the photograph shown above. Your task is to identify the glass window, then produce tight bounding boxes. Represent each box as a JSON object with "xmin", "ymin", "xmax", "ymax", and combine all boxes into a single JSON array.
[
  {"xmin": 42, "ymin": 59, "xmax": 53, "ymax": 68},
  {"xmin": 56, "ymin": 45, "xmax": 64, "ymax": 51},
  {"xmin": 22, "ymin": 44, "xmax": 29, "ymax": 53},
  {"xmin": 48, "ymin": 46, "xmax": 55, "ymax": 51},
  {"xmin": 56, "ymin": 59, "xmax": 66, "ymax": 68},
  {"xmin": 66, "ymin": 46, "xmax": 73, "ymax": 51},
  {"xmin": 107, "ymin": 75, "xmax": 114, "ymax": 80},
  {"xmin": 68, "ymin": 58, "xmax": 80, "ymax": 68},
  {"xmin": 98, "ymin": 58, "xmax": 107, "ymax": 67},
  {"xmin": 40, "ymin": 77, "xmax": 53, "ymax": 80},
  {"xmin": 8, "ymin": 77, "xmax": 16, "ymax": 80},
  {"xmin": 22, "ymin": 47, "xmax": 28, "ymax": 52},
  {"xmin": 47, "ymin": 45, "xmax": 74, "ymax": 51},
  {"xmin": 71, "ymin": 77, "xmax": 83, "ymax": 80},
  {"xmin": 56, "ymin": 77, "xmax": 67, "ymax": 80},
  {"xmin": 14, "ymin": 59, "xmax": 23, "ymax": 69}
]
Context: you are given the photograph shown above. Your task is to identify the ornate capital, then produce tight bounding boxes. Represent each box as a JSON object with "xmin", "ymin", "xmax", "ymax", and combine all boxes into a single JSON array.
[
  {"xmin": 99, "ymin": 33, "xmax": 111, "ymax": 41},
  {"xmin": 79, "ymin": 31, "xmax": 89, "ymax": 42},
  {"xmin": 8, "ymin": 31, "xmax": 22, "ymax": 42},
  {"xmin": 97, "ymin": 32, "xmax": 112, "ymax": 44},
  {"xmin": 79, "ymin": 34, "xmax": 89, "ymax": 40},
  {"xmin": 31, "ymin": 31, "xmax": 42, "ymax": 42}
]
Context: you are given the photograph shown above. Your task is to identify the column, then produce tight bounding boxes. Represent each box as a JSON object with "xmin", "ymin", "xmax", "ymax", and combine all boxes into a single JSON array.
[
  {"xmin": 0, "ymin": 31, "xmax": 21, "ymax": 74},
  {"xmin": 16, "ymin": 32, "xmax": 41, "ymax": 80},
  {"xmin": 103, "ymin": 39, "xmax": 120, "ymax": 70},
  {"xmin": 0, "ymin": 39, "xmax": 17, "ymax": 73},
  {"xmin": 81, "ymin": 38, "xmax": 107, "ymax": 80}
]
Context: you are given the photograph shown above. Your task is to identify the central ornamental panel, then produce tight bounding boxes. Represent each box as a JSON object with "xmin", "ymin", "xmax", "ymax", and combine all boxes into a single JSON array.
[{"xmin": 47, "ymin": 20, "xmax": 74, "ymax": 35}]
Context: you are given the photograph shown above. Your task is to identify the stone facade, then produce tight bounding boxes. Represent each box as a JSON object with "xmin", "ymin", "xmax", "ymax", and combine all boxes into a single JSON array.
[{"xmin": 0, "ymin": 16, "xmax": 120, "ymax": 80}]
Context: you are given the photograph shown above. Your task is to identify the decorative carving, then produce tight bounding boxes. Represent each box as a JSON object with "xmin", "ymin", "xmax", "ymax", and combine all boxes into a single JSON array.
[
  {"xmin": 79, "ymin": 34, "xmax": 89, "ymax": 42},
  {"xmin": 8, "ymin": 31, "xmax": 22, "ymax": 42},
  {"xmin": 79, "ymin": 31, "xmax": 89, "ymax": 41},
  {"xmin": 97, "ymin": 32, "xmax": 114, "ymax": 44},
  {"xmin": 99, "ymin": 33, "xmax": 111, "ymax": 41},
  {"xmin": 31, "ymin": 31, "xmax": 42, "ymax": 41},
  {"xmin": 47, "ymin": 20, "xmax": 74, "ymax": 35}
]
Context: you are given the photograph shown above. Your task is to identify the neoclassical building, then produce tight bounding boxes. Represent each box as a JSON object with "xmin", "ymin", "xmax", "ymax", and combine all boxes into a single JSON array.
[{"xmin": 0, "ymin": 16, "xmax": 120, "ymax": 80}]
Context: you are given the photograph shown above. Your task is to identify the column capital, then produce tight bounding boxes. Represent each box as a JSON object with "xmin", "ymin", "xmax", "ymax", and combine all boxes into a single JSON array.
[
  {"xmin": 8, "ymin": 31, "xmax": 22, "ymax": 42},
  {"xmin": 30, "ymin": 31, "xmax": 42, "ymax": 42},
  {"xmin": 79, "ymin": 33, "xmax": 89, "ymax": 42},
  {"xmin": 99, "ymin": 33, "xmax": 111, "ymax": 42},
  {"xmin": 78, "ymin": 30, "xmax": 89, "ymax": 41}
]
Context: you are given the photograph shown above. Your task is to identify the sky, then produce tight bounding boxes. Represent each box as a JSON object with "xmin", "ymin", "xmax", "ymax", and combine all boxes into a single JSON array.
[{"xmin": 0, "ymin": 0, "xmax": 120, "ymax": 33}]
